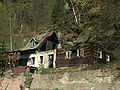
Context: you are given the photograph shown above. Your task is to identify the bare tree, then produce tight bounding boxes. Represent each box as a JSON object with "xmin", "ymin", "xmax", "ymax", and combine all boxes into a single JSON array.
[
  {"xmin": 69, "ymin": 0, "xmax": 78, "ymax": 24},
  {"xmin": 9, "ymin": 7, "xmax": 13, "ymax": 51}
]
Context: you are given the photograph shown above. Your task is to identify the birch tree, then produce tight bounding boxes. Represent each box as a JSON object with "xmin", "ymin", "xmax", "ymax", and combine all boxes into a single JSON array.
[
  {"xmin": 69, "ymin": 0, "xmax": 78, "ymax": 24},
  {"xmin": 69, "ymin": 0, "xmax": 91, "ymax": 25}
]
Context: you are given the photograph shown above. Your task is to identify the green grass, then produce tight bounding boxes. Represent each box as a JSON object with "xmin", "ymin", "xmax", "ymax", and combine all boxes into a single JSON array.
[
  {"xmin": 82, "ymin": 60, "xmax": 120, "ymax": 72},
  {"xmin": 54, "ymin": 88, "xmax": 59, "ymax": 90},
  {"xmin": 81, "ymin": 63, "xmax": 106, "ymax": 71},
  {"xmin": 37, "ymin": 66, "xmax": 80, "ymax": 74},
  {"xmin": 37, "ymin": 60, "xmax": 120, "ymax": 74}
]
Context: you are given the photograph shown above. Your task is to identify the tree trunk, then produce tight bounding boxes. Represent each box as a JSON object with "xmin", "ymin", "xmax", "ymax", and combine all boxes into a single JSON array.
[
  {"xmin": 9, "ymin": 11, "xmax": 13, "ymax": 51},
  {"xmin": 70, "ymin": 0, "xmax": 78, "ymax": 24}
]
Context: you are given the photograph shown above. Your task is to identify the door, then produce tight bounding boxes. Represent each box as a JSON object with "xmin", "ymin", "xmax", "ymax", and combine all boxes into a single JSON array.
[{"xmin": 48, "ymin": 54, "xmax": 54, "ymax": 68}]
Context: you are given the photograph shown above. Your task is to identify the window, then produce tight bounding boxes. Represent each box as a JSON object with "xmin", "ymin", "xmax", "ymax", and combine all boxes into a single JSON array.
[
  {"xmin": 80, "ymin": 48, "xmax": 84, "ymax": 57},
  {"xmin": 77, "ymin": 49, "xmax": 80, "ymax": 57},
  {"xmin": 98, "ymin": 51, "xmax": 102, "ymax": 59},
  {"xmin": 31, "ymin": 41, "xmax": 38, "ymax": 48},
  {"xmin": 31, "ymin": 57, "xmax": 35, "ymax": 65},
  {"xmin": 31, "ymin": 41, "xmax": 35, "ymax": 48},
  {"xmin": 49, "ymin": 54, "xmax": 54, "ymax": 61},
  {"xmin": 66, "ymin": 51, "xmax": 72, "ymax": 59},
  {"xmin": 106, "ymin": 55, "xmax": 110, "ymax": 62},
  {"xmin": 40, "ymin": 56, "xmax": 43, "ymax": 64},
  {"xmin": 30, "ymin": 38, "xmax": 38, "ymax": 48}
]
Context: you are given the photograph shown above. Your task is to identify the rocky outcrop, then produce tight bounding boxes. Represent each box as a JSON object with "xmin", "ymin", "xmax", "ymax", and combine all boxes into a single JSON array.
[{"xmin": 30, "ymin": 69, "xmax": 120, "ymax": 90}]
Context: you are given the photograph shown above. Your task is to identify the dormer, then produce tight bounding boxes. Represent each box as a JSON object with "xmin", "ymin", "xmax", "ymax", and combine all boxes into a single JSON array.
[{"xmin": 30, "ymin": 38, "xmax": 39, "ymax": 48}]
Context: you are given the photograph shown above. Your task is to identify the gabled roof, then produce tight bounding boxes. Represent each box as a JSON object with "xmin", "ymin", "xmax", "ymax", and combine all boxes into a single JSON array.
[
  {"xmin": 6, "ymin": 32, "xmax": 57, "ymax": 53},
  {"xmin": 20, "ymin": 32, "xmax": 57, "ymax": 51}
]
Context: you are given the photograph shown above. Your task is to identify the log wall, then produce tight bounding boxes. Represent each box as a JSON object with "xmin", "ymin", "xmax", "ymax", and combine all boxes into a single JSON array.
[{"xmin": 56, "ymin": 56, "xmax": 97, "ymax": 68}]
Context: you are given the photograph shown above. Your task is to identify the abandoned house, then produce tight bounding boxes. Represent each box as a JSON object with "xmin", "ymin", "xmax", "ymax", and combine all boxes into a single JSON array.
[{"xmin": 4, "ymin": 32, "xmax": 113, "ymax": 74}]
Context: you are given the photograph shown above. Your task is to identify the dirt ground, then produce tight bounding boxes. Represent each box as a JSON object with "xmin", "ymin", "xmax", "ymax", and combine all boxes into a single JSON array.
[{"xmin": 0, "ymin": 76, "xmax": 26, "ymax": 90}]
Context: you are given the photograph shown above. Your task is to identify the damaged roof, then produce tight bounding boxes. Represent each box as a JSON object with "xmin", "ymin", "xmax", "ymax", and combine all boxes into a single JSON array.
[
  {"xmin": 21, "ymin": 32, "xmax": 58, "ymax": 51},
  {"xmin": 7, "ymin": 32, "xmax": 57, "ymax": 53}
]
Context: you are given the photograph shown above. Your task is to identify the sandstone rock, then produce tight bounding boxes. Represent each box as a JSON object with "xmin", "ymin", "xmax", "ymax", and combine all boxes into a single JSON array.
[{"xmin": 30, "ymin": 70, "xmax": 120, "ymax": 90}]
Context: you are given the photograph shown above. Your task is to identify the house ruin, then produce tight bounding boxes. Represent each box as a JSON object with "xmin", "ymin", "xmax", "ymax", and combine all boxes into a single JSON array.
[{"xmin": 4, "ymin": 32, "xmax": 113, "ymax": 74}]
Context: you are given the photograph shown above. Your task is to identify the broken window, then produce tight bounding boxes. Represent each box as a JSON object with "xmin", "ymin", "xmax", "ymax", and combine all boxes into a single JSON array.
[
  {"xmin": 40, "ymin": 56, "xmax": 43, "ymax": 64},
  {"xmin": 66, "ymin": 51, "xmax": 72, "ymax": 59},
  {"xmin": 31, "ymin": 57, "xmax": 35, "ymax": 65}
]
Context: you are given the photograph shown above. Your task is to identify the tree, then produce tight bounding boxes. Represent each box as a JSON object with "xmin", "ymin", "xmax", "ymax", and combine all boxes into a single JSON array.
[{"xmin": 0, "ymin": 41, "xmax": 6, "ymax": 72}]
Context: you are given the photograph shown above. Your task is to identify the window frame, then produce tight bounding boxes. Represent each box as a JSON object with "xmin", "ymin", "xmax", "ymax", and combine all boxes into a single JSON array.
[{"xmin": 66, "ymin": 51, "xmax": 72, "ymax": 59}]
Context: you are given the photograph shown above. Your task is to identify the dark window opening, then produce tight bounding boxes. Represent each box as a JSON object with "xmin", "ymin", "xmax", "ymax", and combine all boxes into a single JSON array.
[
  {"xmin": 31, "ymin": 41, "xmax": 38, "ymax": 48},
  {"xmin": 31, "ymin": 57, "xmax": 35, "ymax": 65},
  {"xmin": 40, "ymin": 56, "xmax": 43, "ymax": 64},
  {"xmin": 30, "ymin": 38, "xmax": 38, "ymax": 48},
  {"xmin": 48, "ymin": 54, "xmax": 54, "ymax": 68},
  {"xmin": 71, "ymin": 50, "xmax": 76, "ymax": 57}
]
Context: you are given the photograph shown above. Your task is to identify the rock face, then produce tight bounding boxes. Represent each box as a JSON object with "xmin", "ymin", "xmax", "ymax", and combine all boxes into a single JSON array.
[{"xmin": 30, "ymin": 70, "xmax": 120, "ymax": 90}]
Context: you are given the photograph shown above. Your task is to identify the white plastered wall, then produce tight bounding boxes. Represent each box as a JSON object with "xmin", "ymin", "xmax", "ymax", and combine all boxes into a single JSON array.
[
  {"xmin": 27, "ymin": 54, "xmax": 39, "ymax": 67},
  {"xmin": 27, "ymin": 49, "xmax": 57, "ymax": 69}
]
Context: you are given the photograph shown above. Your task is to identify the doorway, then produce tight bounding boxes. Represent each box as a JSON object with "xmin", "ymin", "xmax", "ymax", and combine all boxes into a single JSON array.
[{"xmin": 48, "ymin": 54, "xmax": 54, "ymax": 68}]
